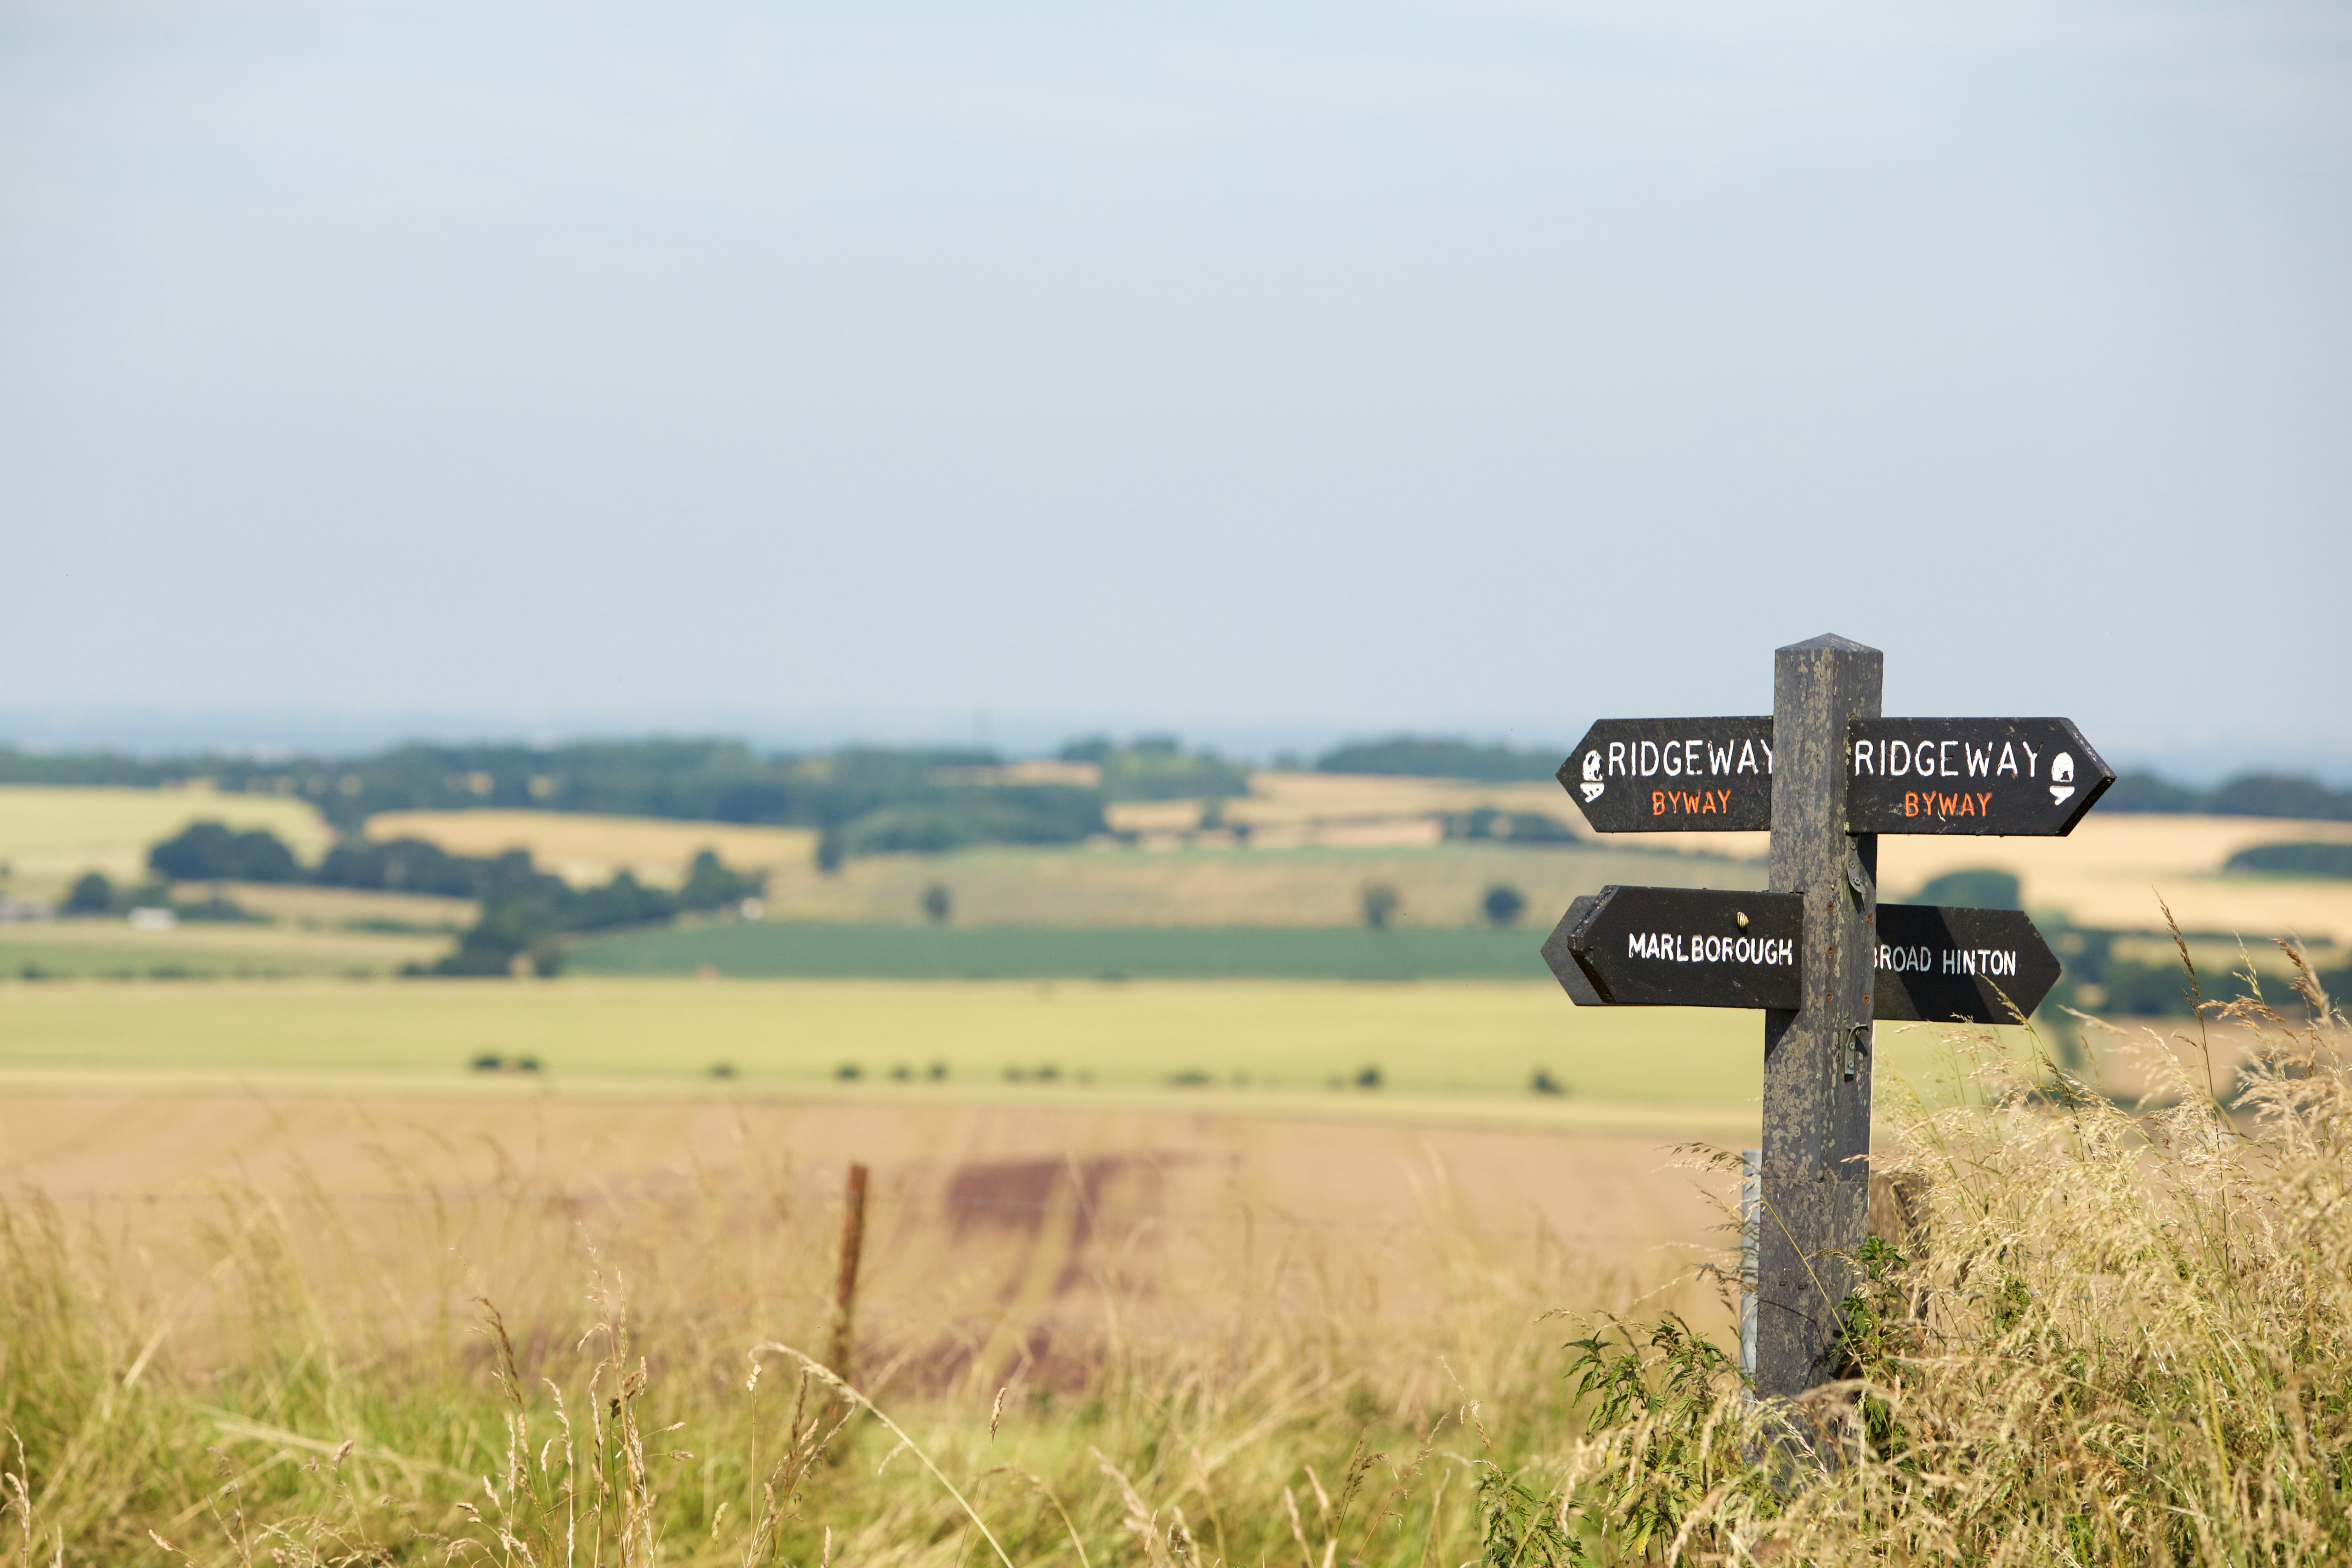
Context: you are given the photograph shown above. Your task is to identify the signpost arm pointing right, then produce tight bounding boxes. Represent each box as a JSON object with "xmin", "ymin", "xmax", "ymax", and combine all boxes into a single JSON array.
[{"xmin": 1756, "ymin": 634, "xmax": 1882, "ymax": 1402}]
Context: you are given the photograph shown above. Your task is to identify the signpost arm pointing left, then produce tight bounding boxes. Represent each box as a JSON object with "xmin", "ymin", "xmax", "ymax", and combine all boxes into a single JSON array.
[{"xmin": 1756, "ymin": 634, "xmax": 1882, "ymax": 1402}]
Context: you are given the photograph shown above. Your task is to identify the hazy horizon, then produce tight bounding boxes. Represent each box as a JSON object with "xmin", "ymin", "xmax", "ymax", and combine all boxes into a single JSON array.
[
  {"xmin": 6, "ymin": 2, "xmax": 2347, "ymax": 757},
  {"xmin": 3, "ymin": 697, "xmax": 2348, "ymax": 787}
]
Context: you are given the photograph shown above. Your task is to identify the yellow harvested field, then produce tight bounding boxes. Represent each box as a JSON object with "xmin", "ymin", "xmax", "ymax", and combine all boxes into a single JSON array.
[
  {"xmin": 1108, "ymin": 771, "xmax": 1588, "ymax": 843},
  {"xmin": 1238, "ymin": 770, "xmax": 1583, "ymax": 828},
  {"xmin": 0, "ymin": 784, "xmax": 333, "ymax": 897},
  {"xmin": 366, "ymin": 809, "xmax": 818, "ymax": 887},
  {"xmin": 0, "ymin": 1086, "xmax": 1735, "ymax": 1375},
  {"xmin": 1563, "ymin": 812, "xmax": 2352, "ymax": 943},
  {"xmin": 1874, "ymin": 813, "xmax": 2352, "ymax": 942}
]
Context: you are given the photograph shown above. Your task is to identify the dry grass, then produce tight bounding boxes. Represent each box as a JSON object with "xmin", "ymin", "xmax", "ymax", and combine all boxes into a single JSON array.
[
  {"xmin": 0, "ymin": 1093, "xmax": 1715, "ymax": 1566},
  {"xmin": 1506, "ymin": 945, "xmax": 2352, "ymax": 1563},
  {"xmin": 3, "ymin": 947, "xmax": 2345, "ymax": 1562}
]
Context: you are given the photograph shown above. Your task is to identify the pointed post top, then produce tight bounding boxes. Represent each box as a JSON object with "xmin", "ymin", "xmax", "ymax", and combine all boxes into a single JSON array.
[{"xmin": 1775, "ymin": 632, "xmax": 1881, "ymax": 657}]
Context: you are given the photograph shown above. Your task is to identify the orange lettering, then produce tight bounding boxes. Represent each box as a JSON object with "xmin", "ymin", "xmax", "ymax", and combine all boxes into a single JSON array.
[
  {"xmin": 1958, "ymin": 794, "xmax": 1974, "ymax": 815},
  {"xmin": 1978, "ymin": 792, "xmax": 1992, "ymax": 815},
  {"xmin": 1652, "ymin": 791, "xmax": 1665, "ymax": 815}
]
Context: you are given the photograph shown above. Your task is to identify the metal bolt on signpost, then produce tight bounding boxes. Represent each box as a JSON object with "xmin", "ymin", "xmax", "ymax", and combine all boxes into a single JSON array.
[{"xmin": 1542, "ymin": 634, "xmax": 2113, "ymax": 1409}]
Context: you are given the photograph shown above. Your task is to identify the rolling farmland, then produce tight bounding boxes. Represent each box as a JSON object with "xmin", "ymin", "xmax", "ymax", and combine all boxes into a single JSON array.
[
  {"xmin": 362, "ymin": 808, "xmax": 820, "ymax": 887},
  {"xmin": 0, "ymin": 784, "xmax": 333, "ymax": 897}
]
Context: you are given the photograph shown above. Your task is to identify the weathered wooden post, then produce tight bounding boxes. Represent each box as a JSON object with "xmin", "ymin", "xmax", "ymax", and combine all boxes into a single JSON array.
[
  {"xmin": 1754, "ymin": 633, "xmax": 1880, "ymax": 1398},
  {"xmin": 1541, "ymin": 633, "xmax": 2110, "ymax": 1404},
  {"xmin": 829, "ymin": 1162, "xmax": 870, "ymax": 1387}
]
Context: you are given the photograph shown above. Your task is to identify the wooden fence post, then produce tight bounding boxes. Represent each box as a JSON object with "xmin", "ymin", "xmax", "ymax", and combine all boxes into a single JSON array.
[
  {"xmin": 829, "ymin": 1163, "xmax": 870, "ymax": 1387},
  {"xmin": 1755, "ymin": 634, "xmax": 1882, "ymax": 1399}
]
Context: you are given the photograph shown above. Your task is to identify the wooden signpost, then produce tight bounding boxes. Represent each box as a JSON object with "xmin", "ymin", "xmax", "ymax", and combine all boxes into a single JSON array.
[
  {"xmin": 1543, "ymin": 890, "xmax": 2061, "ymax": 1021},
  {"xmin": 1542, "ymin": 634, "xmax": 2110, "ymax": 1402}
]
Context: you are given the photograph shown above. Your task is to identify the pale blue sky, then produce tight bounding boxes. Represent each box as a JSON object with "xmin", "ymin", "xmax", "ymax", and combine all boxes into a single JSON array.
[{"xmin": 2, "ymin": 1, "xmax": 2347, "ymax": 763}]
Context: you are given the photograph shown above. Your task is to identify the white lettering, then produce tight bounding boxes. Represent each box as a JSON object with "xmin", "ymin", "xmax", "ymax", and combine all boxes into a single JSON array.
[
  {"xmin": 1608, "ymin": 741, "xmax": 1627, "ymax": 776},
  {"xmin": 2021, "ymin": 742, "xmax": 2040, "ymax": 777},
  {"xmin": 1940, "ymin": 740, "xmax": 1958, "ymax": 776},
  {"xmin": 1998, "ymin": 743, "xmax": 2018, "ymax": 777},
  {"xmin": 1965, "ymin": 743, "xmax": 1991, "ymax": 777},
  {"xmin": 1685, "ymin": 740, "xmax": 1702, "ymax": 777},
  {"xmin": 1708, "ymin": 741, "xmax": 1733, "ymax": 774},
  {"xmin": 1760, "ymin": 742, "xmax": 1773, "ymax": 774},
  {"xmin": 1626, "ymin": 931, "xmax": 1794, "ymax": 968},
  {"xmin": 1854, "ymin": 740, "xmax": 1875, "ymax": 776},
  {"xmin": 1664, "ymin": 743, "xmax": 1681, "ymax": 777},
  {"xmin": 1889, "ymin": 741, "xmax": 1911, "ymax": 777},
  {"xmin": 1738, "ymin": 740, "xmax": 1759, "ymax": 774},
  {"xmin": 1640, "ymin": 741, "xmax": 1660, "ymax": 776}
]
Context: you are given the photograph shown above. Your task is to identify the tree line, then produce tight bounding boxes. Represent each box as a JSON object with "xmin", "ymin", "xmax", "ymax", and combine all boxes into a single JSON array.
[
  {"xmin": 0, "ymin": 736, "xmax": 1254, "ymax": 855},
  {"xmin": 68, "ymin": 821, "xmax": 769, "ymax": 976},
  {"xmin": 1313, "ymin": 736, "xmax": 2352, "ymax": 822},
  {"xmin": 8, "ymin": 733, "xmax": 2346, "ymax": 834}
]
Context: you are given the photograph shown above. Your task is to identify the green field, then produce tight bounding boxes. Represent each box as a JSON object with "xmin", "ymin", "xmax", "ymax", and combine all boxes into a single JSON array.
[
  {"xmin": 565, "ymin": 919, "xmax": 1558, "ymax": 979},
  {"xmin": 0, "ymin": 974, "xmax": 2034, "ymax": 1138},
  {"xmin": 0, "ymin": 917, "xmax": 445, "ymax": 979},
  {"xmin": 751, "ymin": 838, "xmax": 1767, "ymax": 928}
]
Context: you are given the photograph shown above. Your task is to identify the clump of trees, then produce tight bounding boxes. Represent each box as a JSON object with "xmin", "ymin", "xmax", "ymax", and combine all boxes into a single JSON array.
[
  {"xmin": 58, "ymin": 868, "xmax": 256, "ymax": 923},
  {"xmin": 2102, "ymin": 771, "xmax": 2352, "ymax": 820},
  {"xmin": 1314, "ymin": 735, "xmax": 1564, "ymax": 782},
  {"xmin": 1059, "ymin": 736, "xmax": 1250, "ymax": 801},
  {"xmin": 2226, "ymin": 841, "xmax": 2352, "ymax": 878},
  {"xmin": 147, "ymin": 822, "xmax": 300, "ymax": 883},
  {"xmin": 126, "ymin": 818, "xmax": 768, "ymax": 976},
  {"xmin": 1442, "ymin": 807, "xmax": 1577, "ymax": 844},
  {"xmin": 62, "ymin": 872, "xmax": 118, "ymax": 916},
  {"xmin": 1916, "ymin": 867, "xmax": 2022, "ymax": 909},
  {"xmin": 389, "ymin": 848, "xmax": 769, "ymax": 977}
]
